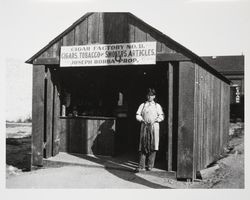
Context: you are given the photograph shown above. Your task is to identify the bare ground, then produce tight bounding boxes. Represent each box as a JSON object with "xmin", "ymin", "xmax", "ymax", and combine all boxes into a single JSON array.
[{"xmin": 6, "ymin": 122, "xmax": 244, "ymax": 188}]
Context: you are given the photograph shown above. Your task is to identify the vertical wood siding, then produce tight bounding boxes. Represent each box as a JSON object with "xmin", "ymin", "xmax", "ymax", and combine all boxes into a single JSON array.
[
  {"xmin": 176, "ymin": 62, "xmax": 230, "ymax": 179},
  {"xmin": 167, "ymin": 62, "xmax": 174, "ymax": 171},
  {"xmin": 36, "ymin": 13, "xmax": 180, "ymax": 61},
  {"xmin": 52, "ymin": 70, "xmax": 61, "ymax": 156},
  {"xmin": 44, "ymin": 67, "xmax": 53, "ymax": 158},
  {"xmin": 177, "ymin": 62, "xmax": 195, "ymax": 179},
  {"xmin": 32, "ymin": 65, "xmax": 45, "ymax": 166},
  {"xmin": 194, "ymin": 64, "xmax": 230, "ymax": 173},
  {"xmin": 58, "ymin": 118, "xmax": 115, "ymax": 156}
]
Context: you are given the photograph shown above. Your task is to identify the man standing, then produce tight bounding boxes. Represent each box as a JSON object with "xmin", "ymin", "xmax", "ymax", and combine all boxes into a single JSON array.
[{"xmin": 135, "ymin": 88, "xmax": 164, "ymax": 172}]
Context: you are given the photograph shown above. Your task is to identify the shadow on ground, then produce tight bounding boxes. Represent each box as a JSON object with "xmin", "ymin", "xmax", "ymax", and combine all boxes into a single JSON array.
[{"xmin": 44, "ymin": 153, "xmax": 173, "ymax": 189}]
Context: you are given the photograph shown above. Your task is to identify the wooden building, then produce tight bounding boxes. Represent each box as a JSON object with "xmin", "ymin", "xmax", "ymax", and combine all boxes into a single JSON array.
[
  {"xmin": 26, "ymin": 12, "xmax": 230, "ymax": 180},
  {"xmin": 202, "ymin": 55, "xmax": 244, "ymax": 121}
]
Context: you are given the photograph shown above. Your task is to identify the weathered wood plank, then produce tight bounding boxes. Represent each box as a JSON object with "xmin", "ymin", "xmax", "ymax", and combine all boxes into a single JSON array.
[
  {"xmin": 162, "ymin": 43, "xmax": 175, "ymax": 54},
  {"xmin": 157, "ymin": 42, "xmax": 162, "ymax": 53},
  {"xmin": 146, "ymin": 32, "xmax": 156, "ymax": 42},
  {"xmin": 98, "ymin": 13, "xmax": 105, "ymax": 44},
  {"xmin": 168, "ymin": 62, "xmax": 173, "ymax": 171},
  {"xmin": 87, "ymin": 120, "xmax": 94, "ymax": 154},
  {"xmin": 75, "ymin": 19, "xmax": 88, "ymax": 45},
  {"xmin": 33, "ymin": 57, "xmax": 59, "ymax": 65},
  {"xmin": 128, "ymin": 16, "xmax": 135, "ymax": 43},
  {"xmin": 224, "ymin": 83, "xmax": 229, "ymax": 149},
  {"xmin": 36, "ymin": 42, "xmax": 60, "ymax": 60},
  {"xmin": 209, "ymin": 75, "xmax": 214, "ymax": 163},
  {"xmin": 212, "ymin": 78, "xmax": 220, "ymax": 160},
  {"xmin": 62, "ymin": 29, "xmax": 75, "ymax": 46},
  {"xmin": 68, "ymin": 119, "xmax": 85, "ymax": 154},
  {"xmin": 44, "ymin": 67, "xmax": 53, "ymax": 158},
  {"xmin": 199, "ymin": 68, "xmax": 204, "ymax": 169},
  {"xmin": 103, "ymin": 13, "xmax": 128, "ymax": 44},
  {"xmin": 192, "ymin": 64, "xmax": 199, "ymax": 177},
  {"xmin": 208, "ymin": 73, "xmax": 213, "ymax": 164},
  {"xmin": 32, "ymin": 65, "xmax": 45, "ymax": 166},
  {"xmin": 204, "ymin": 70, "xmax": 208, "ymax": 167},
  {"xmin": 206, "ymin": 71, "xmax": 211, "ymax": 166},
  {"xmin": 223, "ymin": 83, "xmax": 230, "ymax": 148},
  {"xmin": 134, "ymin": 22, "xmax": 147, "ymax": 42},
  {"xmin": 212, "ymin": 77, "xmax": 217, "ymax": 159},
  {"xmin": 219, "ymin": 82, "xmax": 224, "ymax": 153},
  {"xmin": 157, "ymin": 53, "xmax": 190, "ymax": 62},
  {"xmin": 200, "ymin": 68, "xmax": 205, "ymax": 168},
  {"xmin": 189, "ymin": 64, "xmax": 230, "ymax": 176},
  {"xmin": 59, "ymin": 119, "xmax": 67, "ymax": 152},
  {"xmin": 216, "ymin": 78, "xmax": 221, "ymax": 158},
  {"xmin": 224, "ymin": 83, "xmax": 230, "ymax": 150},
  {"xmin": 87, "ymin": 13, "xmax": 99, "ymax": 44},
  {"xmin": 177, "ymin": 61, "xmax": 195, "ymax": 179},
  {"xmin": 225, "ymin": 85, "xmax": 230, "ymax": 146},
  {"xmin": 204, "ymin": 70, "xmax": 209, "ymax": 167},
  {"xmin": 197, "ymin": 67, "xmax": 202, "ymax": 171},
  {"xmin": 52, "ymin": 42, "xmax": 60, "ymax": 58},
  {"xmin": 52, "ymin": 70, "xmax": 61, "ymax": 156}
]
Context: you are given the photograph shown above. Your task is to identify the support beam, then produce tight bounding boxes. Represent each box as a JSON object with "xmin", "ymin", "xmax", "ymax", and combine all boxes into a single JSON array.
[
  {"xmin": 177, "ymin": 61, "xmax": 195, "ymax": 179},
  {"xmin": 32, "ymin": 65, "xmax": 45, "ymax": 166},
  {"xmin": 52, "ymin": 70, "xmax": 61, "ymax": 156},
  {"xmin": 44, "ymin": 68, "xmax": 54, "ymax": 158},
  {"xmin": 157, "ymin": 53, "xmax": 190, "ymax": 62},
  {"xmin": 33, "ymin": 57, "xmax": 59, "ymax": 65},
  {"xmin": 167, "ymin": 62, "xmax": 174, "ymax": 171}
]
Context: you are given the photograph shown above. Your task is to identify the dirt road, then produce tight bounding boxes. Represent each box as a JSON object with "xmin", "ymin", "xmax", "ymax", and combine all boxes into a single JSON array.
[{"xmin": 6, "ymin": 122, "xmax": 244, "ymax": 189}]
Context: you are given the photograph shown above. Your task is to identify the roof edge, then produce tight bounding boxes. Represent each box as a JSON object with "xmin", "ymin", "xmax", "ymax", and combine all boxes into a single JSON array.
[
  {"xmin": 25, "ymin": 12, "xmax": 94, "ymax": 64},
  {"xmin": 26, "ymin": 12, "xmax": 231, "ymax": 84},
  {"xmin": 127, "ymin": 13, "xmax": 231, "ymax": 84}
]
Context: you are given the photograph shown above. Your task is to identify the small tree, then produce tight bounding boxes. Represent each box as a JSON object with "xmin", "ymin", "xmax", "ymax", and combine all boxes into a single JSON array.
[
  {"xmin": 23, "ymin": 114, "xmax": 32, "ymax": 123},
  {"xmin": 17, "ymin": 118, "xmax": 23, "ymax": 123}
]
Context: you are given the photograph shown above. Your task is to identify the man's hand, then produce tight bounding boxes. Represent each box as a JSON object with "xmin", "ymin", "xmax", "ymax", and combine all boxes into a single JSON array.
[{"xmin": 150, "ymin": 120, "xmax": 158, "ymax": 125}]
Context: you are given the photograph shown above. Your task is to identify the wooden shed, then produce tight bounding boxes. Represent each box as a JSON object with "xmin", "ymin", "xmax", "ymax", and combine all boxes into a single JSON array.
[{"xmin": 26, "ymin": 12, "xmax": 230, "ymax": 180}]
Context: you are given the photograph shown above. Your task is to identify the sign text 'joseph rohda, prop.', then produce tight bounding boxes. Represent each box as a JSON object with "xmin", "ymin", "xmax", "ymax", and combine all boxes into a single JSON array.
[{"xmin": 60, "ymin": 42, "xmax": 156, "ymax": 67}]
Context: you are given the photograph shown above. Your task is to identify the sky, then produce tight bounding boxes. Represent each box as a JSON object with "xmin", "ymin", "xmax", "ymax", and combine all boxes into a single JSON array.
[{"xmin": 1, "ymin": 0, "xmax": 250, "ymax": 121}]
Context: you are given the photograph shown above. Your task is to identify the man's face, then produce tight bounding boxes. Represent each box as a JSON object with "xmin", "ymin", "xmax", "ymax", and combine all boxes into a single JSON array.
[{"xmin": 147, "ymin": 95, "xmax": 155, "ymax": 102}]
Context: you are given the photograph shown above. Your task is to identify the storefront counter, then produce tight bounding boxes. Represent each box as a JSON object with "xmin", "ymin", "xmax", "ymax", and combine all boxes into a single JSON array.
[
  {"xmin": 60, "ymin": 115, "xmax": 116, "ymax": 120},
  {"xmin": 59, "ymin": 116, "xmax": 116, "ymax": 156}
]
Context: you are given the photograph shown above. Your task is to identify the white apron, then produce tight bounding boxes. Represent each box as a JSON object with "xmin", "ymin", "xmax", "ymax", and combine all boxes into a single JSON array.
[{"xmin": 138, "ymin": 102, "xmax": 161, "ymax": 151}]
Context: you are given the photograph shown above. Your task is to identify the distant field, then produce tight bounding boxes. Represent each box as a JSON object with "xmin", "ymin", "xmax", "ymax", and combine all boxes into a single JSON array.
[
  {"xmin": 6, "ymin": 122, "xmax": 31, "ymax": 128},
  {"xmin": 6, "ymin": 122, "xmax": 32, "ymax": 172},
  {"xmin": 6, "ymin": 122, "xmax": 31, "ymax": 138}
]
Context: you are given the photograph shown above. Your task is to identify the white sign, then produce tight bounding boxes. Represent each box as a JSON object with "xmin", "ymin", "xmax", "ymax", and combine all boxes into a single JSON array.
[{"xmin": 60, "ymin": 42, "xmax": 156, "ymax": 67}]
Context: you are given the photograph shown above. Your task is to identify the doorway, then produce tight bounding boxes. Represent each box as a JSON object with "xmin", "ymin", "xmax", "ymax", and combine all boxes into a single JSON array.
[{"xmin": 56, "ymin": 63, "xmax": 169, "ymax": 170}]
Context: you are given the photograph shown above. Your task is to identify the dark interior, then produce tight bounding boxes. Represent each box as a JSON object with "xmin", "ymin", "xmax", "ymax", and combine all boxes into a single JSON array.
[{"xmin": 57, "ymin": 63, "xmax": 169, "ymax": 169}]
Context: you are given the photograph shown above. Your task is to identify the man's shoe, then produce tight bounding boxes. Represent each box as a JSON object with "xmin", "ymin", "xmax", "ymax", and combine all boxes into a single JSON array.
[{"xmin": 134, "ymin": 168, "xmax": 146, "ymax": 173}]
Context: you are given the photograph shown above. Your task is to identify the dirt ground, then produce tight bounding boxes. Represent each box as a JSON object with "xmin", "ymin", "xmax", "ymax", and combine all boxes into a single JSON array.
[{"xmin": 5, "ymin": 122, "xmax": 244, "ymax": 189}]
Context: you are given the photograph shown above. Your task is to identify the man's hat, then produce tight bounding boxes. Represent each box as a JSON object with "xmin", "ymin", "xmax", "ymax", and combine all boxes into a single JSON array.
[{"xmin": 147, "ymin": 88, "xmax": 156, "ymax": 96}]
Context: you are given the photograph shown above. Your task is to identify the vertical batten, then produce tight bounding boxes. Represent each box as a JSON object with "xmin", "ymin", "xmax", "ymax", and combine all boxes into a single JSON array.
[
  {"xmin": 168, "ymin": 62, "xmax": 174, "ymax": 171},
  {"xmin": 177, "ymin": 61, "xmax": 195, "ymax": 179},
  {"xmin": 44, "ymin": 68, "xmax": 54, "ymax": 158},
  {"xmin": 52, "ymin": 70, "xmax": 61, "ymax": 156},
  {"xmin": 32, "ymin": 65, "xmax": 46, "ymax": 166}
]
